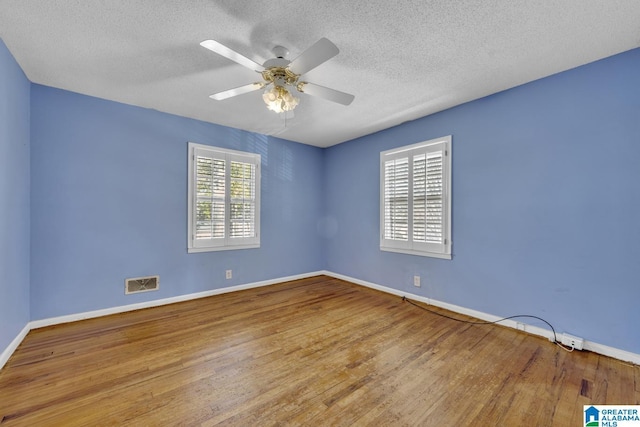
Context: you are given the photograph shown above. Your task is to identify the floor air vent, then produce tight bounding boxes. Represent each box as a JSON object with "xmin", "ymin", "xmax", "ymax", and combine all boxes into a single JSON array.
[{"xmin": 125, "ymin": 275, "xmax": 159, "ymax": 294}]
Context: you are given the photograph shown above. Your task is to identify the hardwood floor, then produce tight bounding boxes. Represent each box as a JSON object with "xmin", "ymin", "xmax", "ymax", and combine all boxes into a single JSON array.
[{"xmin": 1, "ymin": 275, "xmax": 638, "ymax": 426}]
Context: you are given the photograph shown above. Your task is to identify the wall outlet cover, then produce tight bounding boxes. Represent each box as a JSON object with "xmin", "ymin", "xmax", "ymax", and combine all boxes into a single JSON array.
[{"xmin": 561, "ymin": 333, "xmax": 584, "ymax": 350}]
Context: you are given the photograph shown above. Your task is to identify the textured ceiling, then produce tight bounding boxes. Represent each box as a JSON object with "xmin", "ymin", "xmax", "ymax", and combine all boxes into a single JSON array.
[{"xmin": 1, "ymin": 1, "xmax": 639, "ymax": 147}]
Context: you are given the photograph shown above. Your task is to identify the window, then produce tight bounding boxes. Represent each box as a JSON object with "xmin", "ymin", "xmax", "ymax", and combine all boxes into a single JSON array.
[
  {"xmin": 188, "ymin": 142, "xmax": 260, "ymax": 252},
  {"xmin": 380, "ymin": 135, "xmax": 451, "ymax": 259}
]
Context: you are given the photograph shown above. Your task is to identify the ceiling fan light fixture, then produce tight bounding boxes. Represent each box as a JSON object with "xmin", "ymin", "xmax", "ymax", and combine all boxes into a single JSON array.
[
  {"xmin": 202, "ymin": 37, "xmax": 353, "ymax": 113},
  {"xmin": 262, "ymin": 85, "xmax": 299, "ymax": 113}
]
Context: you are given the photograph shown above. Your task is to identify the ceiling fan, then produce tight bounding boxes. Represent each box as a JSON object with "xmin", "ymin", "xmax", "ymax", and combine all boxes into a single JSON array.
[{"xmin": 200, "ymin": 38, "xmax": 355, "ymax": 114}]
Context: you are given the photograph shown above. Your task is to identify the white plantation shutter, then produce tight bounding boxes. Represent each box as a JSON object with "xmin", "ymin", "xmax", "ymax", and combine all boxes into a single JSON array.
[
  {"xmin": 380, "ymin": 136, "xmax": 451, "ymax": 259},
  {"xmin": 195, "ymin": 156, "xmax": 225, "ymax": 241},
  {"xmin": 413, "ymin": 151, "xmax": 444, "ymax": 244},
  {"xmin": 229, "ymin": 159, "xmax": 256, "ymax": 239},
  {"xmin": 412, "ymin": 153, "xmax": 428, "ymax": 242},
  {"xmin": 188, "ymin": 143, "xmax": 260, "ymax": 252},
  {"xmin": 383, "ymin": 157, "xmax": 409, "ymax": 241}
]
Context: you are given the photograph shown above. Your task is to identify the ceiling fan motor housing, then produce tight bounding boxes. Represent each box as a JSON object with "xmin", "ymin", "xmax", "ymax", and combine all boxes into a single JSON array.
[
  {"xmin": 262, "ymin": 61, "xmax": 299, "ymax": 90},
  {"xmin": 271, "ymin": 45, "xmax": 289, "ymax": 59}
]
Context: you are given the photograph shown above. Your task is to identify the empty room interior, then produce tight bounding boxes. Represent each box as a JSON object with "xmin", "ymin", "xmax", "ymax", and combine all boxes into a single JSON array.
[{"xmin": 1, "ymin": 1, "xmax": 640, "ymax": 425}]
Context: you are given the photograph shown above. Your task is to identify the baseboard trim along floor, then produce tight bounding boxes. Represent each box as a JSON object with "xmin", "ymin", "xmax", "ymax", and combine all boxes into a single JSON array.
[
  {"xmin": 322, "ymin": 271, "xmax": 640, "ymax": 366},
  {"xmin": 2, "ymin": 270, "xmax": 638, "ymax": 370}
]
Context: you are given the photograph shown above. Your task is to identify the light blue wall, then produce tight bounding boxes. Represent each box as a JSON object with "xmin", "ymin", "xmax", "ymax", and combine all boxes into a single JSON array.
[
  {"xmin": 324, "ymin": 48, "xmax": 640, "ymax": 354},
  {"xmin": 30, "ymin": 85, "xmax": 324, "ymax": 319},
  {"xmin": 3, "ymin": 41, "xmax": 639, "ymax": 359},
  {"xmin": 0, "ymin": 39, "xmax": 30, "ymax": 352}
]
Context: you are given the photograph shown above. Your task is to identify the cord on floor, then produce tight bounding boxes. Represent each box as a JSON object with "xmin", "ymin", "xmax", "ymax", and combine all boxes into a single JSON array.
[{"xmin": 401, "ymin": 296, "xmax": 575, "ymax": 352}]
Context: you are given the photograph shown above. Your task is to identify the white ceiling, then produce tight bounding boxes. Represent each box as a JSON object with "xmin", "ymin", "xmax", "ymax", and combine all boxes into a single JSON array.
[{"xmin": 1, "ymin": 1, "xmax": 639, "ymax": 148}]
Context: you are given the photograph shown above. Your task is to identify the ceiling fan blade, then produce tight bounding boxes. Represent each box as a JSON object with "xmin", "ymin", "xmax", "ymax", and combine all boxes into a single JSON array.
[
  {"xmin": 210, "ymin": 82, "xmax": 266, "ymax": 101},
  {"xmin": 288, "ymin": 38, "xmax": 339, "ymax": 75},
  {"xmin": 200, "ymin": 40, "xmax": 265, "ymax": 72},
  {"xmin": 297, "ymin": 82, "xmax": 354, "ymax": 106}
]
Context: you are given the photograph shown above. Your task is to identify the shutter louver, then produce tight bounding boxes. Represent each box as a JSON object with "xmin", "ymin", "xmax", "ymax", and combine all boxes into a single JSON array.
[
  {"xmin": 413, "ymin": 154, "xmax": 427, "ymax": 242},
  {"xmin": 422, "ymin": 151, "xmax": 443, "ymax": 244},
  {"xmin": 384, "ymin": 157, "xmax": 409, "ymax": 241},
  {"xmin": 230, "ymin": 161, "xmax": 256, "ymax": 239},
  {"xmin": 196, "ymin": 156, "xmax": 225, "ymax": 240}
]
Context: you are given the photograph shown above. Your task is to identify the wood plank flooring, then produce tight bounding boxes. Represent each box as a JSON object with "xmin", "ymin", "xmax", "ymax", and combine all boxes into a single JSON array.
[{"xmin": 1, "ymin": 275, "xmax": 638, "ymax": 426}]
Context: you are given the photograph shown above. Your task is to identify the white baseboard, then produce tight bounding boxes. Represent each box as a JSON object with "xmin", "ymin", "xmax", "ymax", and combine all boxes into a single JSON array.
[
  {"xmin": 1, "ymin": 271, "xmax": 323, "ymax": 371},
  {"xmin": 3, "ymin": 270, "xmax": 638, "ymax": 371},
  {"xmin": 0, "ymin": 323, "xmax": 30, "ymax": 370},
  {"xmin": 322, "ymin": 270, "xmax": 640, "ymax": 365},
  {"xmin": 30, "ymin": 271, "xmax": 324, "ymax": 329},
  {"xmin": 584, "ymin": 341, "xmax": 640, "ymax": 366}
]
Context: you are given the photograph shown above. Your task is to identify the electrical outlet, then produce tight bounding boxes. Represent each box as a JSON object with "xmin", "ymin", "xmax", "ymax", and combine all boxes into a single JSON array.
[
  {"xmin": 226, "ymin": 270, "xmax": 232, "ymax": 279},
  {"xmin": 516, "ymin": 322, "xmax": 525, "ymax": 331},
  {"xmin": 561, "ymin": 333, "xmax": 584, "ymax": 350},
  {"xmin": 413, "ymin": 276, "xmax": 420, "ymax": 287}
]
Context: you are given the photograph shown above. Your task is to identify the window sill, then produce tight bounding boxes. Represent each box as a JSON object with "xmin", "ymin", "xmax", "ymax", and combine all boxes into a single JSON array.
[{"xmin": 380, "ymin": 246, "xmax": 452, "ymax": 260}]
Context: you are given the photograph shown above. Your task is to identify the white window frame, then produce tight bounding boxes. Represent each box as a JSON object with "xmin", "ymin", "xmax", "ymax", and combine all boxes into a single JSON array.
[
  {"xmin": 188, "ymin": 142, "xmax": 260, "ymax": 253},
  {"xmin": 380, "ymin": 135, "xmax": 452, "ymax": 259}
]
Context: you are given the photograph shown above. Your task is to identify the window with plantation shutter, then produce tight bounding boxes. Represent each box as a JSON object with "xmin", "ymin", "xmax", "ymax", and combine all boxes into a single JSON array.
[
  {"xmin": 380, "ymin": 136, "xmax": 451, "ymax": 259},
  {"xmin": 188, "ymin": 142, "xmax": 260, "ymax": 252}
]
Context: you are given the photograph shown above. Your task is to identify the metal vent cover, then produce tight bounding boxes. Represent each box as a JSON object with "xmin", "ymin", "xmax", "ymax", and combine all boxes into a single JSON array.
[{"xmin": 125, "ymin": 275, "xmax": 159, "ymax": 294}]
